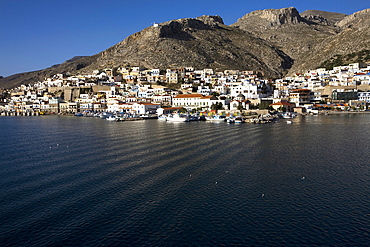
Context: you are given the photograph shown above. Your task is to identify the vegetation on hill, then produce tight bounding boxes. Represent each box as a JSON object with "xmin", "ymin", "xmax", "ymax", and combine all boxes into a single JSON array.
[{"xmin": 318, "ymin": 50, "xmax": 370, "ymax": 70}]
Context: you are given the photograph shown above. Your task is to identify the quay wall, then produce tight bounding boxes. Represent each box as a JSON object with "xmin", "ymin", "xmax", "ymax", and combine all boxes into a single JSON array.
[{"xmin": 0, "ymin": 111, "xmax": 40, "ymax": 116}]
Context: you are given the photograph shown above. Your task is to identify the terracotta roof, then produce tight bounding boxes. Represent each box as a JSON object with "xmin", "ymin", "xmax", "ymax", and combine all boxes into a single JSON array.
[
  {"xmin": 162, "ymin": 107, "xmax": 183, "ymax": 110},
  {"xmin": 290, "ymin": 89, "xmax": 310, "ymax": 92},
  {"xmin": 138, "ymin": 103, "xmax": 159, "ymax": 106},
  {"xmin": 174, "ymin": 94, "xmax": 203, "ymax": 98},
  {"xmin": 270, "ymin": 101, "xmax": 294, "ymax": 106}
]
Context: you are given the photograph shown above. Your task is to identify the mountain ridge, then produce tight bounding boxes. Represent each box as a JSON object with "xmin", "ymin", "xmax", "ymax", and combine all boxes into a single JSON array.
[{"xmin": 87, "ymin": 15, "xmax": 293, "ymax": 78}]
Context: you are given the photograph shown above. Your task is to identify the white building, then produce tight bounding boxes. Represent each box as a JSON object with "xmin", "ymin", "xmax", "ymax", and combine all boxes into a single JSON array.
[
  {"xmin": 213, "ymin": 84, "xmax": 228, "ymax": 95},
  {"xmin": 172, "ymin": 93, "xmax": 229, "ymax": 110},
  {"xmin": 357, "ymin": 92, "xmax": 370, "ymax": 103},
  {"xmin": 173, "ymin": 94, "xmax": 204, "ymax": 109},
  {"xmin": 131, "ymin": 103, "xmax": 160, "ymax": 114},
  {"xmin": 166, "ymin": 71, "xmax": 178, "ymax": 84},
  {"xmin": 229, "ymin": 80, "xmax": 258, "ymax": 99},
  {"xmin": 197, "ymin": 86, "xmax": 211, "ymax": 95}
]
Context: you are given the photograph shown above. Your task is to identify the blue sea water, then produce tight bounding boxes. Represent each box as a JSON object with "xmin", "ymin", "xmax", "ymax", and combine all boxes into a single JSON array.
[{"xmin": 1, "ymin": 114, "xmax": 370, "ymax": 246}]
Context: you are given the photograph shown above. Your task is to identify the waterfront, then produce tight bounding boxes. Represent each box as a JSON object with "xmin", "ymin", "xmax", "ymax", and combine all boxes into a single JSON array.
[{"xmin": 1, "ymin": 114, "xmax": 370, "ymax": 246}]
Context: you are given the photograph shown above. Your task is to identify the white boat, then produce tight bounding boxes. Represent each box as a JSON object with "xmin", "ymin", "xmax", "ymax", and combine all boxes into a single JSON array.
[
  {"xmin": 188, "ymin": 115, "xmax": 199, "ymax": 121},
  {"xmin": 286, "ymin": 120, "xmax": 293, "ymax": 124},
  {"xmin": 106, "ymin": 116, "xmax": 117, "ymax": 121},
  {"xmin": 234, "ymin": 117, "xmax": 244, "ymax": 123},
  {"xmin": 158, "ymin": 115, "xmax": 168, "ymax": 121},
  {"xmin": 140, "ymin": 114, "xmax": 158, "ymax": 119},
  {"xmin": 100, "ymin": 112, "xmax": 111, "ymax": 119},
  {"xmin": 205, "ymin": 115, "xmax": 226, "ymax": 122},
  {"xmin": 226, "ymin": 117, "xmax": 235, "ymax": 123},
  {"xmin": 166, "ymin": 113, "xmax": 189, "ymax": 122},
  {"xmin": 282, "ymin": 112, "xmax": 296, "ymax": 119}
]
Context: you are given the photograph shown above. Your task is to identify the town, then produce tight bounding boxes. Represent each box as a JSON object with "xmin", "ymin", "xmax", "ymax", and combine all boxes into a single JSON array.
[{"xmin": 1, "ymin": 62, "xmax": 370, "ymax": 120}]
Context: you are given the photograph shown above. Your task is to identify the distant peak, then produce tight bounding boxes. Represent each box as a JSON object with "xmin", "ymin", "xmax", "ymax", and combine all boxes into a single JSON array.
[
  {"xmin": 244, "ymin": 7, "xmax": 302, "ymax": 25},
  {"xmin": 156, "ymin": 15, "xmax": 224, "ymax": 40},
  {"xmin": 232, "ymin": 7, "xmax": 307, "ymax": 31},
  {"xmin": 160, "ymin": 15, "xmax": 224, "ymax": 29},
  {"xmin": 195, "ymin": 15, "xmax": 224, "ymax": 25},
  {"xmin": 337, "ymin": 8, "xmax": 370, "ymax": 28},
  {"xmin": 301, "ymin": 10, "xmax": 347, "ymax": 25}
]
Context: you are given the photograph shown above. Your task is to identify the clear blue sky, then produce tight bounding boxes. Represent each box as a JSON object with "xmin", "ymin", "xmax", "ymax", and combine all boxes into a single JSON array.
[{"xmin": 0, "ymin": 0, "xmax": 368, "ymax": 77}]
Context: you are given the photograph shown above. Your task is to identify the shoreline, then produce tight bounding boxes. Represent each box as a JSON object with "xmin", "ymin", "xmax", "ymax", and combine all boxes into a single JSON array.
[{"xmin": 2, "ymin": 110, "xmax": 370, "ymax": 118}]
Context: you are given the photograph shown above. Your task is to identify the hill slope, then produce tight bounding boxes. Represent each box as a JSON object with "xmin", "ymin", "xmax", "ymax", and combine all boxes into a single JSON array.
[
  {"xmin": 0, "ymin": 55, "xmax": 99, "ymax": 89},
  {"xmin": 232, "ymin": 7, "xmax": 370, "ymax": 74},
  {"xmin": 231, "ymin": 7, "xmax": 341, "ymax": 62},
  {"xmin": 79, "ymin": 15, "xmax": 293, "ymax": 78},
  {"xmin": 290, "ymin": 9, "xmax": 370, "ymax": 73}
]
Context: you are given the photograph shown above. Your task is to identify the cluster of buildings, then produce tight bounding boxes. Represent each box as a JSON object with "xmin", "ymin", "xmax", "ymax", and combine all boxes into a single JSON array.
[{"xmin": 1, "ymin": 62, "xmax": 370, "ymax": 116}]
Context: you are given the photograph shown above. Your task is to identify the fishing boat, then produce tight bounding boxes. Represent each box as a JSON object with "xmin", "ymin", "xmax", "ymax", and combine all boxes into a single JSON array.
[
  {"xmin": 166, "ymin": 113, "xmax": 189, "ymax": 122},
  {"xmin": 106, "ymin": 116, "xmax": 117, "ymax": 121},
  {"xmin": 226, "ymin": 117, "xmax": 235, "ymax": 123},
  {"xmin": 205, "ymin": 115, "xmax": 226, "ymax": 122},
  {"xmin": 282, "ymin": 112, "xmax": 296, "ymax": 119},
  {"xmin": 188, "ymin": 115, "xmax": 200, "ymax": 121},
  {"xmin": 158, "ymin": 115, "xmax": 168, "ymax": 121},
  {"xmin": 234, "ymin": 117, "xmax": 244, "ymax": 123}
]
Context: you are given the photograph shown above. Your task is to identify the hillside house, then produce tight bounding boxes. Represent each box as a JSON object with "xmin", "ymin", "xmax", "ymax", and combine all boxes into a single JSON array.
[
  {"xmin": 270, "ymin": 101, "xmax": 295, "ymax": 112},
  {"xmin": 289, "ymin": 89, "xmax": 311, "ymax": 106}
]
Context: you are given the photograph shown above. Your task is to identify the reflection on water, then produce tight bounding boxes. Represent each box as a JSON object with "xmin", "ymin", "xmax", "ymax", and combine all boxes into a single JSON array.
[{"xmin": 0, "ymin": 114, "xmax": 370, "ymax": 246}]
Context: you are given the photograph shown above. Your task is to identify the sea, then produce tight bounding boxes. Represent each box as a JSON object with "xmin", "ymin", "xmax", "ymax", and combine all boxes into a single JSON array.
[{"xmin": 1, "ymin": 114, "xmax": 370, "ymax": 246}]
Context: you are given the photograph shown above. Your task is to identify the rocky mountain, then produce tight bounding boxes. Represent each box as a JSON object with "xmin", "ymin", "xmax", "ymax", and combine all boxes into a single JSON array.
[
  {"xmin": 301, "ymin": 10, "xmax": 347, "ymax": 25},
  {"xmin": 290, "ymin": 8, "xmax": 370, "ymax": 73},
  {"xmin": 80, "ymin": 15, "xmax": 293, "ymax": 78},
  {"xmin": 232, "ymin": 7, "xmax": 370, "ymax": 74},
  {"xmin": 231, "ymin": 7, "xmax": 341, "ymax": 64},
  {"xmin": 1, "ymin": 7, "xmax": 369, "ymax": 89}
]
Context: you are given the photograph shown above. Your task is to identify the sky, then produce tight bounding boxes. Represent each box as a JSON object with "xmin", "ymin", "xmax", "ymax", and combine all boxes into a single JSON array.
[{"xmin": 0, "ymin": 0, "xmax": 368, "ymax": 77}]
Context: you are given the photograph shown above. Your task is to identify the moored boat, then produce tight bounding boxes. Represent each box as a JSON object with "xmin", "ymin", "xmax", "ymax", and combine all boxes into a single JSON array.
[
  {"xmin": 106, "ymin": 116, "xmax": 117, "ymax": 121},
  {"xmin": 140, "ymin": 114, "xmax": 158, "ymax": 119},
  {"xmin": 188, "ymin": 114, "xmax": 200, "ymax": 121},
  {"xmin": 281, "ymin": 112, "xmax": 296, "ymax": 119},
  {"xmin": 166, "ymin": 113, "xmax": 189, "ymax": 122},
  {"xmin": 226, "ymin": 117, "xmax": 235, "ymax": 123},
  {"xmin": 234, "ymin": 117, "xmax": 244, "ymax": 123},
  {"xmin": 158, "ymin": 115, "xmax": 167, "ymax": 121},
  {"xmin": 205, "ymin": 115, "xmax": 226, "ymax": 122}
]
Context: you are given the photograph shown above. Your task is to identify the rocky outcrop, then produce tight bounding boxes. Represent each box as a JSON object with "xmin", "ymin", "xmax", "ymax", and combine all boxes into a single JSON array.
[
  {"xmin": 337, "ymin": 9, "xmax": 370, "ymax": 29},
  {"xmin": 231, "ymin": 7, "xmax": 370, "ymax": 75},
  {"xmin": 301, "ymin": 10, "xmax": 347, "ymax": 25},
  {"xmin": 232, "ymin": 7, "xmax": 339, "ymax": 61},
  {"xmin": 290, "ymin": 8, "xmax": 370, "ymax": 74},
  {"xmin": 233, "ymin": 7, "xmax": 305, "ymax": 30}
]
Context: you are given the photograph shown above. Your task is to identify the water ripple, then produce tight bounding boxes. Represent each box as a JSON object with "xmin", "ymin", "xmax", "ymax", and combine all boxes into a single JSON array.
[{"xmin": 1, "ymin": 115, "xmax": 370, "ymax": 246}]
